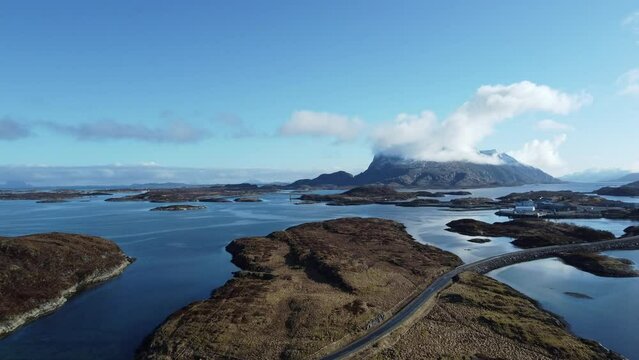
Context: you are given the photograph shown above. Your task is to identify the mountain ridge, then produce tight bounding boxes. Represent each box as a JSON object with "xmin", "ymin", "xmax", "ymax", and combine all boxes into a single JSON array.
[{"xmin": 289, "ymin": 152, "xmax": 559, "ymax": 189}]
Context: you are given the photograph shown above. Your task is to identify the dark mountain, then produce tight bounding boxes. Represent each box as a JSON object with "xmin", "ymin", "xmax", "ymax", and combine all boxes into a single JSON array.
[
  {"xmin": 289, "ymin": 152, "xmax": 559, "ymax": 189},
  {"xmin": 612, "ymin": 173, "xmax": 639, "ymax": 183},
  {"xmin": 595, "ymin": 180, "xmax": 639, "ymax": 197},
  {"xmin": 0, "ymin": 180, "xmax": 33, "ymax": 190},
  {"xmin": 288, "ymin": 171, "xmax": 355, "ymax": 188},
  {"xmin": 560, "ymin": 169, "xmax": 631, "ymax": 183}
]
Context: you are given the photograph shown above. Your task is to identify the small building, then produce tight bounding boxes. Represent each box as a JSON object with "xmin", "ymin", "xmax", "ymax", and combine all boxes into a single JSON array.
[{"xmin": 514, "ymin": 200, "xmax": 536, "ymax": 213}]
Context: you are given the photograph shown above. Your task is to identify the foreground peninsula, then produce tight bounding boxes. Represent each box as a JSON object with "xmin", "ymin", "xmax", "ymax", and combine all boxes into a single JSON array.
[
  {"xmin": 137, "ymin": 218, "xmax": 618, "ymax": 360},
  {"xmin": 0, "ymin": 233, "xmax": 133, "ymax": 337}
]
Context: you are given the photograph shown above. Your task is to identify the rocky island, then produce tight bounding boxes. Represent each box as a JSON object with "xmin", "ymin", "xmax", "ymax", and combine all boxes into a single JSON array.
[
  {"xmin": 106, "ymin": 183, "xmax": 273, "ymax": 203},
  {"xmin": 595, "ymin": 180, "xmax": 639, "ymax": 197},
  {"xmin": 446, "ymin": 218, "xmax": 638, "ymax": 277},
  {"xmin": 0, "ymin": 232, "xmax": 133, "ymax": 337},
  {"xmin": 299, "ymin": 185, "xmax": 472, "ymax": 206},
  {"xmin": 136, "ymin": 218, "xmax": 619, "ymax": 359},
  {"xmin": 0, "ymin": 190, "xmax": 113, "ymax": 202},
  {"xmin": 150, "ymin": 205, "xmax": 206, "ymax": 211}
]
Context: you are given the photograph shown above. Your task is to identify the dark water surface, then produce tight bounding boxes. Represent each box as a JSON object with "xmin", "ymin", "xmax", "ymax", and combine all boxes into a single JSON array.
[{"xmin": 0, "ymin": 182, "xmax": 637, "ymax": 359}]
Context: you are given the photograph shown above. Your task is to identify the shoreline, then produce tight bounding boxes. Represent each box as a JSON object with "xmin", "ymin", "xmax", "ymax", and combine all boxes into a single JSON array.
[{"xmin": 0, "ymin": 257, "xmax": 133, "ymax": 338}]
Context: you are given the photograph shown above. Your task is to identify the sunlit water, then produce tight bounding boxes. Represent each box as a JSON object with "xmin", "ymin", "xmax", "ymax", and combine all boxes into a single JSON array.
[{"xmin": 0, "ymin": 182, "xmax": 637, "ymax": 359}]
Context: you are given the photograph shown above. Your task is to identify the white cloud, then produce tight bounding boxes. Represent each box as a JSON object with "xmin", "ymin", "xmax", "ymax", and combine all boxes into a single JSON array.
[
  {"xmin": 536, "ymin": 119, "xmax": 573, "ymax": 131},
  {"xmin": 371, "ymin": 81, "xmax": 590, "ymax": 163},
  {"xmin": 623, "ymin": 11, "xmax": 639, "ymax": 34},
  {"xmin": 618, "ymin": 68, "xmax": 639, "ymax": 96},
  {"xmin": 508, "ymin": 134, "xmax": 567, "ymax": 172},
  {"xmin": 279, "ymin": 110, "xmax": 365, "ymax": 142}
]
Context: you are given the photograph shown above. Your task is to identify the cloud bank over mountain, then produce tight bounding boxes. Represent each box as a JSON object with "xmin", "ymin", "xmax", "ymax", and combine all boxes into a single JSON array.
[{"xmin": 371, "ymin": 81, "xmax": 589, "ymax": 165}]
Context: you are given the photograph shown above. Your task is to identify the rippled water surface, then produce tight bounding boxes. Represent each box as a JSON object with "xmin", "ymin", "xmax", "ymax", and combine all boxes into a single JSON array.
[{"xmin": 0, "ymin": 182, "xmax": 637, "ymax": 359}]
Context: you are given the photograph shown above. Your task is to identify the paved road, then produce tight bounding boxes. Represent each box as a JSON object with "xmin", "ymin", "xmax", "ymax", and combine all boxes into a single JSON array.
[{"xmin": 321, "ymin": 235, "xmax": 639, "ymax": 360}]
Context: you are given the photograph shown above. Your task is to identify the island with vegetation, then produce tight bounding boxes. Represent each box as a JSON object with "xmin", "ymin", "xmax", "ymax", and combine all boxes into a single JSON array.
[
  {"xmin": 136, "ymin": 218, "xmax": 621, "ymax": 359},
  {"xmin": 105, "ymin": 183, "xmax": 274, "ymax": 203},
  {"xmin": 150, "ymin": 205, "xmax": 206, "ymax": 211},
  {"xmin": 0, "ymin": 190, "xmax": 113, "ymax": 202},
  {"xmin": 0, "ymin": 232, "xmax": 133, "ymax": 337},
  {"xmin": 446, "ymin": 218, "xmax": 638, "ymax": 277},
  {"xmin": 595, "ymin": 180, "xmax": 639, "ymax": 197}
]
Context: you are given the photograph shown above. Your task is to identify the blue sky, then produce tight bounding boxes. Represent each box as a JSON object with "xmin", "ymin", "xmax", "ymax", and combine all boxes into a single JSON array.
[{"xmin": 1, "ymin": 1, "xmax": 638, "ymax": 184}]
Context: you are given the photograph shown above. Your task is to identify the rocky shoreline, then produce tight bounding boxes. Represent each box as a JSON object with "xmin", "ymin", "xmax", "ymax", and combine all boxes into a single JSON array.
[
  {"xmin": 135, "ymin": 218, "xmax": 623, "ymax": 360},
  {"xmin": 136, "ymin": 218, "xmax": 462, "ymax": 359},
  {"xmin": 0, "ymin": 257, "xmax": 132, "ymax": 337},
  {"xmin": 0, "ymin": 233, "xmax": 134, "ymax": 337}
]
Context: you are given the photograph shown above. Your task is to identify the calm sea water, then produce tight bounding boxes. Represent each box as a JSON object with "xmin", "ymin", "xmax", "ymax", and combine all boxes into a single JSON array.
[{"xmin": 0, "ymin": 182, "xmax": 637, "ymax": 359}]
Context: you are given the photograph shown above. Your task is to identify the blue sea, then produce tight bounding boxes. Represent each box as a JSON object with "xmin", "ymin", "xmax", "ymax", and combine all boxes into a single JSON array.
[{"xmin": 0, "ymin": 182, "xmax": 637, "ymax": 359}]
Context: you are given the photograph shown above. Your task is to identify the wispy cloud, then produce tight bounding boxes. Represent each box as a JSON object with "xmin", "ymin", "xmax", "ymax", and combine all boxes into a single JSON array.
[
  {"xmin": 0, "ymin": 117, "xmax": 32, "ymax": 140},
  {"xmin": 623, "ymin": 11, "xmax": 639, "ymax": 34},
  {"xmin": 617, "ymin": 68, "xmax": 639, "ymax": 96},
  {"xmin": 279, "ymin": 110, "xmax": 365, "ymax": 142},
  {"xmin": 211, "ymin": 113, "xmax": 256, "ymax": 138},
  {"xmin": 371, "ymin": 81, "xmax": 590, "ymax": 164},
  {"xmin": 535, "ymin": 119, "xmax": 573, "ymax": 131},
  {"xmin": 42, "ymin": 119, "xmax": 211, "ymax": 143}
]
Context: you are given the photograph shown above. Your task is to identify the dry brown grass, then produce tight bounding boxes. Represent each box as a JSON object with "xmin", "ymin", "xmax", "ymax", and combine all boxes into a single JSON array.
[
  {"xmin": 0, "ymin": 232, "xmax": 131, "ymax": 324},
  {"xmin": 137, "ymin": 218, "xmax": 461, "ymax": 360},
  {"xmin": 368, "ymin": 272, "xmax": 621, "ymax": 360}
]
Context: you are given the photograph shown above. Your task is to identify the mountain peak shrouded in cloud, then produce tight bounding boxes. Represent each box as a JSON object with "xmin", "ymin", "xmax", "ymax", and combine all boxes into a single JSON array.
[{"xmin": 371, "ymin": 81, "xmax": 589, "ymax": 167}]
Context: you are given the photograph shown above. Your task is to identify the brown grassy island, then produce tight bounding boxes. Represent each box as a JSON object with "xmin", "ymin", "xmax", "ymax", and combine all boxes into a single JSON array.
[
  {"xmin": 105, "ymin": 184, "xmax": 273, "ymax": 203},
  {"xmin": 299, "ymin": 186, "xmax": 472, "ymax": 206},
  {"xmin": 150, "ymin": 205, "xmax": 206, "ymax": 211},
  {"xmin": 0, "ymin": 190, "xmax": 113, "ymax": 202},
  {"xmin": 446, "ymin": 218, "xmax": 637, "ymax": 277},
  {"xmin": 0, "ymin": 232, "xmax": 133, "ymax": 337},
  {"xmin": 136, "ymin": 218, "xmax": 618, "ymax": 360}
]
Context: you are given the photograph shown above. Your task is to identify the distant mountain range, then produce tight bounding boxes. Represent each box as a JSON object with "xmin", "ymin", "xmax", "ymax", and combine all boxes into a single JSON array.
[
  {"xmin": 0, "ymin": 181, "xmax": 33, "ymax": 190},
  {"xmin": 290, "ymin": 152, "xmax": 559, "ymax": 189},
  {"xmin": 612, "ymin": 173, "xmax": 639, "ymax": 183},
  {"xmin": 560, "ymin": 169, "xmax": 633, "ymax": 183}
]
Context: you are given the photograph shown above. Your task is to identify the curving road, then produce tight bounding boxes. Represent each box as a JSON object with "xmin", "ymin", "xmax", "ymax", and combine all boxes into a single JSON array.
[{"xmin": 321, "ymin": 235, "xmax": 639, "ymax": 360}]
